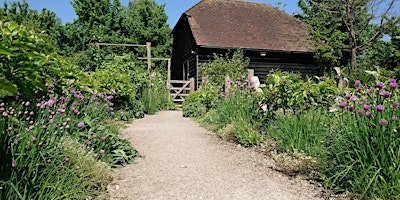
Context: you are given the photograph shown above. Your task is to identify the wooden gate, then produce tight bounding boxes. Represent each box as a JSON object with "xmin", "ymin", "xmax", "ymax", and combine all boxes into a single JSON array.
[{"xmin": 168, "ymin": 78, "xmax": 195, "ymax": 103}]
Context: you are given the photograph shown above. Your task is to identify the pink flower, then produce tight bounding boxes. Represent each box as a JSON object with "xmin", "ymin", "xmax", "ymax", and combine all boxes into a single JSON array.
[
  {"xmin": 78, "ymin": 122, "xmax": 84, "ymax": 128},
  {"xmin": 380, "ymin": 119, "xmax": 388, "ymax": 126},
  {"xmin": 339, "ymin": 102, "xmax": 347, "ymax": 109},
  {"xmin": 376, "ymin": 105, "xmax": 385, "ymax": 112},
  {"xmin": 65, "ymin": 157, "xmax": 70, "ymax": 162},
  {"xmin": 99, "ymin": 149, "xmax": 105, "ymax": 154},
  {"xmin": 12, "ymin": 161, "xmax": 17, "ymax": 167},
  {"xmin": 345, "ymin": 93, "xmax": 351, "ymax": 100},
  {"xmin": 366, "ymin": 112, "xmax": 372, "ymax": 117},
  {"xmin": 355, "ymin": 80, "xmax": 361, "ymax": 86},
  {"xmin": 390, "ymin": 82, "xmax": 398, "ymax": 89},
  {"xmin": 75, "ymin": 166, "xmax": 80, "ymax": 170},
  {"xmin": 391, "ymin": 116, "xmax": 397, "ymax": 122},
  {"xmin": 101, "ymin": 136, "xmax": 106, "ymax": 141},
  {"xmin": 32, "ymin": 137, "xmax": 37, "ymax": 142},
  {"xmin": 363, "ymin": 105, "xmax": 370, "ymax": 111},
  {"xmin": 393, "ymin": 101, "xmax": 399, "ymax": 108},
  {"xmin": 377, "ymin": 82, "xmax": 384, "ymax": 88}
]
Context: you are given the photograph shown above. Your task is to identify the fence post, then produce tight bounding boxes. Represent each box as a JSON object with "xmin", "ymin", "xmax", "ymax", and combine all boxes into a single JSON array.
[
  {"xmin": 190, "ymin": 78, "xmax": 195, "ymax": 92},
  {"xmin": 167, "ymin": 58, "xmax": 171, "ymax": 88}
]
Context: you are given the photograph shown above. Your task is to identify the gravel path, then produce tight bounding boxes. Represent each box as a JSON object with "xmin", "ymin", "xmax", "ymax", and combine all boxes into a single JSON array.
[{"xmin": 107, "ymin": 111, "xmax": 323, "ymax": 200}]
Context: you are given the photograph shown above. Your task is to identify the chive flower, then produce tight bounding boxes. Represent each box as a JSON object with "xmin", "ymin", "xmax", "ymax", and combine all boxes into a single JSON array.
[
  {"xmin": 351, "ymin": 95, "xmax": 358, "ymax": 101},
  {"xmin": 345, "ymin": 93, "xmax": 351, "ymax": 100},
  {"xmin": 100, "ymin": 149, "xmax": 105, "ymax": 154},
  {"xmin": 78, "ymin": 122, "xmax": 84, "ymax": 128},
  {"xmin": 390, "ymin": 82, "xmax": 398, "ymax": 89},
  {"xmin": 12, "ymin": 161, "xmax": 17, "ymax": 168},
  {"xmin": 377, "ymin": 82, "xmax": 384, "ymax": 89},
  {"xmin": 391, "ymin": 116, "xmax": 397, "ymax": 122},
  {"xmin": 355, "ymin": 80, "xmax": 361, "ymax": 86},
  {"xmin": 357, "ymin": 110, "xmax": 363, "ymax": 116},
  {"xmin": 380, "ymin": 119, "xmax": 388, "ymax": 126},
  {"xmin": 348, "ymin": 106, "xmax": 354, "ymax": 112},
  {"xmin": 339, "ymin": 102, "xmax": 347, "ymax": 109},
  {"xmin": 363, "ymin": 105, "xmax": 370, "ymax": 111},
  {"xmin": 379, "ymin": 91, "xmax": 391, "ymax": 98},
  {"xmin": 393, "ymin": 101, "xmax": 399, "ymax": 108},
  {"xmin": 376, "ymin": 105, "xmax": 385, "ymax": 112},
  {"xmin": 366, "ymin": 112, "xmax": 372, "ymax": 117}
]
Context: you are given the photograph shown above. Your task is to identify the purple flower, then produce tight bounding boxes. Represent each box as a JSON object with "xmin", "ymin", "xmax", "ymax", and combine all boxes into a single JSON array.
[
  {"xmin": 66, "ymin": 118, "xmax": 71, "ymax": 122},
  {"xmin": 70, "ymin": 90, "xmax": 76, "ymax": 94},
  {"xmin": 348, "ymin": 106, "xmax": 354, "ymax": 112},
  {"xmin": 377, "ymin": 82, "xmax": 384, "ymax": 89},
  {"xmin": 394, "ymin": 101, "xmax": 399, "ymax": 108},
  {"xmin": 99, "ymin": 149, "xmax": 105, "ymax": 154},
  {"xmin": 355, "ymin": 80, "xmax": 361, "ymax": 86},
  {"xmin": 101, "ymin": 136, "xmax": 106, "ymax": 141},
  {"xmin": 12, "ymin": 161, "xmax": 17, "ymax": 168},
  {"xmin": 65, "ymin": 157, "xmax": 70, "ymax": 162},
  {"xmin": 366, "ymin": 112, "xmax": 372, "ymax": 117},
  {"xmin": 376, "ymin": 105, "xmax": 385, "ymax": 112},
  {"xmin": 32, "ymin": 137, "xmax": 37, "ymax": 142},
  {"xmin": 87, "ymin": 141, "xmax": 91, "ymax": 145},
  {"xmin": 356, "ymin": 88, "xmax": 361, "ymax": 92},
  {"xmin": 390, "ymin": 82, "xmax": 398, "ymax": 89},
  {"xmin": 392, "ymin": 116, "xmax": 397, "ymax": 122},
  {"xmin": 379, "ymin": 91, "xmax": 391, "ymax": 98},
  {"xmin": 339, "ymin": 102, "xmax": 347, "ymax": 109},
  {"xmin": 363, "ymin": 105, "xmax": 370, "ymax": 111},
  {"xmin": 361, "ymin": 99, "xmax": 367, "ymax": 104},
  {"xmin": 106, "ymin": 96, "xmax": 113, "ymax": 100},
  {"xmin": 357, "ymin": 110, "xmax": 363, "ymax": 116},
  {"xmin": 380, "ymin": 119, "xmax": 388, "ymax": 126},
  {"xmin": 78, "ymin": 122, "xmax": 84, "ymax": 128},
  {"xmin": 345, "ymin": 93, "xmax": 351, "ymax": 100},
  {"xmin": 47, "ymin": 83, "xmax": 54, "ymax": 88},
  {"xmin": 351, "ymin": 95, "xmax": 358, "ymax": 101},
  {"xmin": 25, "ymin": 101, "xmax": 30, "ymax": 106},
  {"xmin": 65, "ymin": 125, "xmax": 70, "ymax": 129},
  {"xmin": 369, "ymin": 87, "xmax": 376, "ymax": 93},
  {"xmin": 389, "ymin": 78, "xmax": 397, "ymax": 83},
  {"xmin": 110, "ymin": 89, "xmax": 115, "ymax": 93},
  {"xmin": 75, "ymin": 166, "xmax": 80, "ymax": 170}
]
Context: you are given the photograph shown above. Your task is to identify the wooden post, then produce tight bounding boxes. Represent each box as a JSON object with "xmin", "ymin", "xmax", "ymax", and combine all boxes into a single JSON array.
[
  {"xmin": 146, "ymin": 42, "xmax": 152, "ymax": 109},
  {"xmin": 247, "ymin": 69, "xmax": 254, "ymax": 78},
  {"xmin": 146, "ymin": 42, "xmax": 151, "ymax": 73},
  {"xmin": 190, "ymin": 78, "xmax": 195, "ymax": 92},
  {"xmin": 167, "ymin": 58, "xmax": 171, "ymax": 88}
]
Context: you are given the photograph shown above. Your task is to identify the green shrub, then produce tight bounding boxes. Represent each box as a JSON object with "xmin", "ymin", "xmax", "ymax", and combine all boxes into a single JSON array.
[
  {"xmin": 232, "ymin": 118, "xmax": 263, "ymax": 147},
  {"xmin": 199, "ymin": 50, "xmax": 249, "ymax": 86}
]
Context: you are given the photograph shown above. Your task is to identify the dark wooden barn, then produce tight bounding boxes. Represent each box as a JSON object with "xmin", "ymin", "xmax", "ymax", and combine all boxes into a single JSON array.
[{"xmin": 171, "ymin": 0, "xmax": 318, "ymax": 88}]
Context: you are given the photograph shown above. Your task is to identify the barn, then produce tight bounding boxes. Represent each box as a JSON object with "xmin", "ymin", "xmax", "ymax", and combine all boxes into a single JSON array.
[{"xmin": 170, "ymin": 0, "xmax": 318, "ymax": 88}]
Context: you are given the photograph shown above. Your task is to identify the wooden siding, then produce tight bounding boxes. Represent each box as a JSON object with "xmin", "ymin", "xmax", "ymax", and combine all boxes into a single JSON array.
[{"xmin": 171, "ymin": 15, "xmax": 197, "ymax": 81}]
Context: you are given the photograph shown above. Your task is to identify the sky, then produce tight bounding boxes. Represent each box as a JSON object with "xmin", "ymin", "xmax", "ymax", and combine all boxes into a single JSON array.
[{"xmin": 2, "ymin": 0, "xmax": 301, "ymax": 28}]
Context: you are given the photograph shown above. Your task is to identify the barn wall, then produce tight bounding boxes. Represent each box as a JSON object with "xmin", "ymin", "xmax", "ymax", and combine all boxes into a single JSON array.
[
  {"xmin": 196, "ymin": 47, "xmax": 319, "ymax": 83},
  {"xmin": 171, "ymin": 16, "xmax": 197, "ymax": 81}
]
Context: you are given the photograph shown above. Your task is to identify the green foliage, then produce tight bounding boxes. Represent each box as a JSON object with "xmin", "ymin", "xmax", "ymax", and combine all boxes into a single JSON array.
[
  {"xmin": 231, "ymin": 118, "xmax": 263, "ymax": 147},
  {"xmin": 261, "ymin": 71, "xmax": 340, "ymax": 114},
  {"xmin": 266, "ymin": 108, "xmax": 329, "ymax": 159},
  {"xmin": 182, "ymin": 85, "xmax": 219, "ymax": 118},
  {"xmin": 0, "ymin": 89, "xmax": 140, "ymax": 199},
  {"xmin": 200, "ymin": 50, "xmax": 249, "ymax": 86},
  {"xmin": 124, "ymin": 0, "xmax": 172, "ymax": 57},
  {"xmin": 0, "ymin": 21, "xmax": 91, "ymax": 99},
  {"xmin": 321, "ymin": 79, "xmax": 400, "ymax": 199}
]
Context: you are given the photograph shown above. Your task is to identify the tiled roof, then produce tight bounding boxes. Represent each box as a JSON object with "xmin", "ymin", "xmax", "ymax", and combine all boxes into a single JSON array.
[{"xmin": 183, "ymin": 0, "xmax": 314, "ymax": 52}]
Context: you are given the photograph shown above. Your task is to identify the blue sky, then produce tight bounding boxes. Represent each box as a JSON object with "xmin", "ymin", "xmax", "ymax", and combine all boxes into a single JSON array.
[{"xmin": 2, "ymin": 0, "xmax": 301, "ymax": 27}]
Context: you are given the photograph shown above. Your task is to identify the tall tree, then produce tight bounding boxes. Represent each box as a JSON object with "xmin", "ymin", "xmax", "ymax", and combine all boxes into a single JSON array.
[
  {"xmin": 298, "ymin": 0, "xmax": 399, "ymax": 71},
  {"xmin": 0, "ymin": 0, "xmax": 64, "ymax": 50},
  {"xmin": 123, "ymin": 0, "xmax": 172, "ymax": 57}
]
